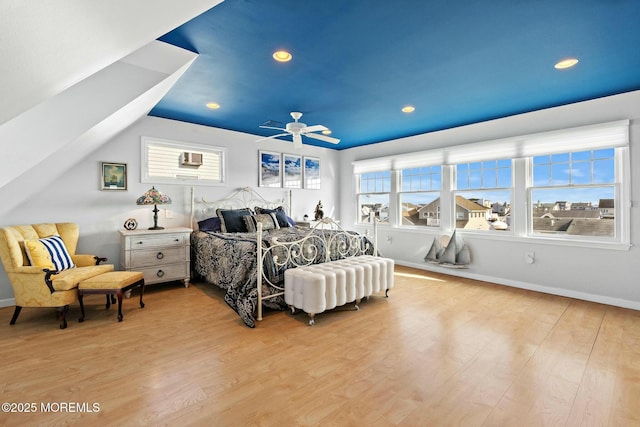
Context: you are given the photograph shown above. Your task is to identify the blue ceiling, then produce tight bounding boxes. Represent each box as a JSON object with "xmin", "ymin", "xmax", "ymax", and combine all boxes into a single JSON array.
[{"xmin": 149, "ymin": 0, "xmax": 640, "ymax": 150}]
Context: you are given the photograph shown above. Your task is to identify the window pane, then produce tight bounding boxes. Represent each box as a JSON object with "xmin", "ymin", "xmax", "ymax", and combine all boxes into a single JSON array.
[
  {"xmin": 533, "ymin": 164, "xmax": 550, "ymax": 186},
  {"xmin": 458, "ymin": 160, "xmax": 511, "ymax": 190},
  {"xmin": 531, "ymin": 187, "xmax": 615, "ymax": 237},
  {"xmin": 551, "ymin": 163, "xmax": 570, "ymax": 185},
  {"xmin": 400, "ymin": 192, "xmax": 440, "ymax": 227},
  {"xmin": 593, "ymin": 159, "xmax": 614, "ymax": 183},
  {"xmin": 469, "ymin": 170, "xmax": 482, "ymax": 188},
  {"xmin": 358, "ymin": 194, "xmax": 390, "ymax": 224},
  {"xmin": 455, "ymin": 190, "xmax": 511, "ymax": 232},
  {"xmin": 457, "ymin": 169, "xmax": 469, "ymax": 190},
  {"xmin": 572, "ymin": 162, "xmax": 591, "ymax": 185},
  {"xmin": 552, "ymin": 153, "xmax": 570, "ymax": 163},
  {"xmin": 572, "ymin": 151, "xmax": 591, "ymax": 161},
  {"xmin": 594, "ymin": 148, "xmax": 614, "ymax": 159},
  {"xmin": 483, "ymin": 160, "xmax": 497, "ymax": 169},
  {"xmin": 497, "ymin": 167, "xmax": 512, "ymax": 187},
  {"xmin": 534, "ymin": 155, "xmax": 551, "ymax": 165}
]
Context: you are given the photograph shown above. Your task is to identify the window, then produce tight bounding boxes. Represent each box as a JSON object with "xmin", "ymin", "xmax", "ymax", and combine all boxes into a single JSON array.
[
  {"xmin": 399, "ymin": 166, "xmax": 441, "ymax": 227},
  {"xmin": 455, "ymin": 160, "xmax": 512, "ymax": 231},
  {"xmin": 351, "ymin": 120, "xmax": 629, "ymax": 247},
  {"xmin": 530, "ymin": 149, "xmax": 615, "ymax": 238},
  {"xmin": 142, "ymin": 137, "xmax": 226, "ymax": 186},
  {"xmin": 357, "ymin": 171, "xmax": 391, "ymax": 224}
]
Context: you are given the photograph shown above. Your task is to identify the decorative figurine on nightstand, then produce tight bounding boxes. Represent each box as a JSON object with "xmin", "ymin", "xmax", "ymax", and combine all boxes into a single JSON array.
[
  {"xmin": 123, "ymin": 218, "xmax": 138, "ymax": 230},
  {"xmin": 314, "ymin": 200, "xmax": 324, "ymax": 220}
]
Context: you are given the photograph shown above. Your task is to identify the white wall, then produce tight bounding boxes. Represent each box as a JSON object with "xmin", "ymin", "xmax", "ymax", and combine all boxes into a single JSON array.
[
  {"xmin": 339, "ymin": 91, "xmax": 640, "ymax": 309},
  {"xmin": 0, "ymin": 116, "xmax": 339, "ymax": 303}
]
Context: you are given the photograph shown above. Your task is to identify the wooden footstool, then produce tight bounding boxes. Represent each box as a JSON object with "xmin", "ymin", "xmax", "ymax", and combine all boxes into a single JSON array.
[{"xmin": 78, "ymin": 272, "xmax": 145, "ymax": 322}]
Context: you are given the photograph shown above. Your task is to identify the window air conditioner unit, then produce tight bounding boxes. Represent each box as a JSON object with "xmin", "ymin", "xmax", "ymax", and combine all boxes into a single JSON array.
[{"xmin": 181, "ymin": 152, "xmax": 203, "ymax": 167}]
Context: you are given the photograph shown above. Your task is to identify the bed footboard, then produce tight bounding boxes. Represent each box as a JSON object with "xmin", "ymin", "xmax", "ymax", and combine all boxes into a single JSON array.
[{"xmin": 256, "ymin": 218, "xmax": 378, "ymax": 321}]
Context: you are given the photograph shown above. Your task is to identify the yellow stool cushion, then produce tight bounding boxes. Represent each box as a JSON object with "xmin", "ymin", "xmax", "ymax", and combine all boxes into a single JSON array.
[{"xmin": 79, "ymin": 271, "xmax": 144, "ymax": 290}]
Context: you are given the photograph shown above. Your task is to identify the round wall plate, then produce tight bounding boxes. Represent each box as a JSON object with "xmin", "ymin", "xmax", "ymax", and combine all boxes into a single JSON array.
[{"xmin": 124, "ymin": 218, "xmax": 138, "ymax": 230}]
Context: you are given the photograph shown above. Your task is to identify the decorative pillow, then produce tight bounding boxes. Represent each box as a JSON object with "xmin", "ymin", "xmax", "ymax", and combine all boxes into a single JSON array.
[
  {"xmin": 255, "ymin": 206, "xmax": 290, "ymax": 228},
  {"xmin": 198, "ymin": 216, "xmax": 222, "ymax": 232},
  {"xmin": 216, "ymin": 208, "xmax": 252, "ymax": 233},
  {"xmin": 244, "ymin": 213, "xmax": 280, "ymax": 232},
  {"xmin": 286, "ymin": 215, "xmax": 296, "ymax": 227},
  {"xmin": 24, "ymin": 235, "xmax": 75, "ymax": 271}
]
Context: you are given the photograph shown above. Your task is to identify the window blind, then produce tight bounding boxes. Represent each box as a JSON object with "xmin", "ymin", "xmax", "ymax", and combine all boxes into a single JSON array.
[{"xmin": 352, "ymin": 120, "xmax": 629, "ymax": 172}]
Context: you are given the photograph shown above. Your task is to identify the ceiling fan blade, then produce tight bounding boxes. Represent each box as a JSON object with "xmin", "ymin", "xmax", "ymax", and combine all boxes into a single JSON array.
[
  {"xmin": 259, "ymin": 125, "xmax": 286, "ymax": 131},
  {"xmin": 301, "ymin": 125, "xmax": 328, "ymax": 133},
  {"xmin": 255, "ymin": 133, "xmax": 289, "ymax": 142},
  {"xmin": 293, "ymin": 134, "xmax": 303, "ymax": 149},
  {"xmin": 304, "ymin": 133, "xmax": 340, "ymax": 144}
]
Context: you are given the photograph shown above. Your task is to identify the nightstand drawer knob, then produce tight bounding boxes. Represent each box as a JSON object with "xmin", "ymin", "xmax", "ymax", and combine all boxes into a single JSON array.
[
  {"xmin": 156, "ymin": 252, "xmax": 164, "ymax": 260},
  {"xmin": 156, "ymin": 269, "xmax": 165, "ymax": 277}
]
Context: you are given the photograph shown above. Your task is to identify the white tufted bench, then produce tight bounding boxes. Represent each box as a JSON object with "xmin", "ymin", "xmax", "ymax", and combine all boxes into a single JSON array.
[{"xmin": 284, "ymin": 255, "xmax": 394, "ymax": 325}]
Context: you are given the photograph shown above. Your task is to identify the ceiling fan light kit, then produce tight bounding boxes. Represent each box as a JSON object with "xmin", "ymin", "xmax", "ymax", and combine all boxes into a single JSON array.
[{"xmin": 257, "ymin": 112, "xmax": 340, "ymax": 148}]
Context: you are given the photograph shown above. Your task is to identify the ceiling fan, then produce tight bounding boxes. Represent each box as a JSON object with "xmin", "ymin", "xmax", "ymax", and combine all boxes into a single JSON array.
[{"xmin": 257, "ymin": 112, "xmax": 340, "ymax": 148}]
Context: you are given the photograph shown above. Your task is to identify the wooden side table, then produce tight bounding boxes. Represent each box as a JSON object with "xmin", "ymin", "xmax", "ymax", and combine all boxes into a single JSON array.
[{"xmin": 119, "ymin": 227, "xmax": 192, "ymax": 287}]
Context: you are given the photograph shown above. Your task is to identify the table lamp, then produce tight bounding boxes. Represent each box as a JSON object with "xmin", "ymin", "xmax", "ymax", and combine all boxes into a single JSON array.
[{"xmin": 136, "ymin": 186, "xmax": 172, "ymax": 230}]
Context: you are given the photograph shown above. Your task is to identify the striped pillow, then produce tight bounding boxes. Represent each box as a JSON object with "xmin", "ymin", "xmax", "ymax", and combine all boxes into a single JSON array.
[{"xmin": 24, "ymin": 235, "xmax": 75, "ymax": 271}]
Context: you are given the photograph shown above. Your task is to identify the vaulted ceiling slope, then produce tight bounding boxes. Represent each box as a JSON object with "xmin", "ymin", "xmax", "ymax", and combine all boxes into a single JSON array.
[
  {"xmin": 151, "ymin": 0, "xmax": 640, "ymax": 150},
  {"xmin": 0, "ymin": 1, "xmax": 222, "ymax": 216}
]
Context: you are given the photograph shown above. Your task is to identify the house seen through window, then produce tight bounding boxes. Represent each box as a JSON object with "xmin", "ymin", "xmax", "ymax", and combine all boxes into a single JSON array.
[
  {"xmin": 530, "ymin": 149, "xmax": 615, "ymax": 237},
  {"xmin": 358, "ymin": 171, "xmax": 391, "ymax": 224}
]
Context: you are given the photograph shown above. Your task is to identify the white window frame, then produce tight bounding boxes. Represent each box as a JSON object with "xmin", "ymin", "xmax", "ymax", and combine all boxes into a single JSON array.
[
  {"xmin": 526, "ymin": 146, "xmax": 628, "ymax": 244},
  {"xmin": 453, "ymin": 159, "xmax": 513, "ymax": 233},
  {"xmin": 398, "ymin": 166, "xmax": 442, "ymax": 228},
  {"xmin": 356, "ymin": 171, "xmax": 392, "ymax": 225},
  {"xmin": 141, "ymin": 136, "xmax": 227, "ymax": 186},
  {"xmin": 351, "ymin": 120, "xmax": 630, "ymax": 250}
]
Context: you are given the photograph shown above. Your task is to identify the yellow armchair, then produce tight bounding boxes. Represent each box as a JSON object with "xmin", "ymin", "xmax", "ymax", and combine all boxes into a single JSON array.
[{"xmin": 0, "ymin": 223, "xmax": 114, "ymax": 329}]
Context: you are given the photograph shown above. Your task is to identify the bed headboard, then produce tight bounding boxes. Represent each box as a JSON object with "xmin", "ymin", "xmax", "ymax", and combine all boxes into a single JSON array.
[{"xmin": 190, "ymin": 187, "xmax": 292, "ymax": 229}]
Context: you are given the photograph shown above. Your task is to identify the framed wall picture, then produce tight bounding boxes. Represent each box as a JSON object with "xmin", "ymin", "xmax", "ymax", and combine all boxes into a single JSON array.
[
  {"xmin": 304, "ymin": 156, "xmax": 321, "ymax": 189},
  {"xmin": 259, "ymin": 150, "xmax": 281, "ymax": 187},
  {"xmin": 283, "ymin": 154, "xmax": 302, "ymax": 189},
  {"xmin": 100, "ymin": 162, "xmax": 127, "ymax": 191}
]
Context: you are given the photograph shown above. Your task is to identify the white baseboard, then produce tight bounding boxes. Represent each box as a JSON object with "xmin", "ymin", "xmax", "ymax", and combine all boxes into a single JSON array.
[
  {"xmin": 0, "ymin": 298, "xmax": 16, "ymax": 308},
  {"xmin": 396, "ymin": 260, "xmax": 640, "ymax": 312}
]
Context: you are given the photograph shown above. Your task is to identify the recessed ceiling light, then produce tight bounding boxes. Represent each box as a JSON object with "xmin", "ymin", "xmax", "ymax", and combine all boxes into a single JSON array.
[
  {"xmin": 206, "ymin": 102, "xmax": 220, "ymax": 109},
  {"xmin": 554, "ymin": 58, "xmax": 579, "ymax": 69},
  {"xmin": 322, "ymin": 129, "xmax": 332, "ymax": 135},
  {"xmin": 273, "ymin": 50, "xmax": 292, "ymax": 62},
  {"xmin": 402, "ymin": 105, "xmax": 415, "ymax": 113}
]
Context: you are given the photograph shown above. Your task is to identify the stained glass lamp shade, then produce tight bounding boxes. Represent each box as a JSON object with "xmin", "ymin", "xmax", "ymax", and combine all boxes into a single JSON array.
[{"xmin": 136, "ymin": 186, "xmax": 172, "ymax": 230}]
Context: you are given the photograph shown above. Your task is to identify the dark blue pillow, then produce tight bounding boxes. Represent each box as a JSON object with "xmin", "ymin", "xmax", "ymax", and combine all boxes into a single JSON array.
[
  {"xmin": 216, "ymin": 208, "xmax": 252, "ymax": 232},
  {"xmin": 286, "ymin": 215, "xmax": 296, "ymax": 226},
  {"xmin": 255, "ymin": 206, "xmax": 290, "ymax": 228},
  {"xmin": 198, "ymin": 216, "xmax": 221, "ymax": 232}
]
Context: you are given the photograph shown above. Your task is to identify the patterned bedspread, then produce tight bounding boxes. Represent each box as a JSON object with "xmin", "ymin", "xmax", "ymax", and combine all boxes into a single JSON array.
[{"xmin": 191, "ymin": 227, "xmax": 372, "ymax": 327}]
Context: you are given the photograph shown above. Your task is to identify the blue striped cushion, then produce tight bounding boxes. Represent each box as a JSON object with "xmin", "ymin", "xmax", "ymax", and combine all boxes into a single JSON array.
[{"xmin": 25, "ymin": 235, "xmax": 75, "ymax": 271}]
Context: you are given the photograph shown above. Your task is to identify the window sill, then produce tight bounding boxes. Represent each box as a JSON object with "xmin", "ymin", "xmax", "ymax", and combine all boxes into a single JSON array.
[{"xmin": 354, "ymin": 223, "xmax": 631, "ymax": 251}]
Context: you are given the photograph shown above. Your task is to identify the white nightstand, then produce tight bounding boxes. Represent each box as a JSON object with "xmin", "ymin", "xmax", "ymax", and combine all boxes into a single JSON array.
[{"xmin": 119, "ymin": 227, "xmax": 192, "ymax": 287}]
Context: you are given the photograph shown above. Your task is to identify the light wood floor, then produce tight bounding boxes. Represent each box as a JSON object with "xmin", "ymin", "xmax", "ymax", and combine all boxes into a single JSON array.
[{"xmin": 1, "ymin": 265, "xmax": 639, "ymax": 426}]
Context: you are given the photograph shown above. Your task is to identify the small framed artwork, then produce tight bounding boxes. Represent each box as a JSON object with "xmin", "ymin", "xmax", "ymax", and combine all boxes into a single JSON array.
[
  {"xmin": 283, "ymin": 154, "xmax": 302, "ymax": 189},
  {"xmin": 100, "ymin": 162, "xmax": 127, "ymax": 191},
  {"xmin": 259, "ymin": 150, "xmax": 281, "ymax": 188},
  {"xmin": 304, "ymin": 156, "xmax": 321, "ymax": 189}
]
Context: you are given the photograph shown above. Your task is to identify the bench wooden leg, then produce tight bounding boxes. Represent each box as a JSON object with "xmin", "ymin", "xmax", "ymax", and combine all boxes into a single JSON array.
[
  {"xmin": 116, "ymin": 291, "xmax": 124, "ymax": 322},
  {"xmin": 138, "ymin": 281, "xmax": 145, "ymax": 309}
]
